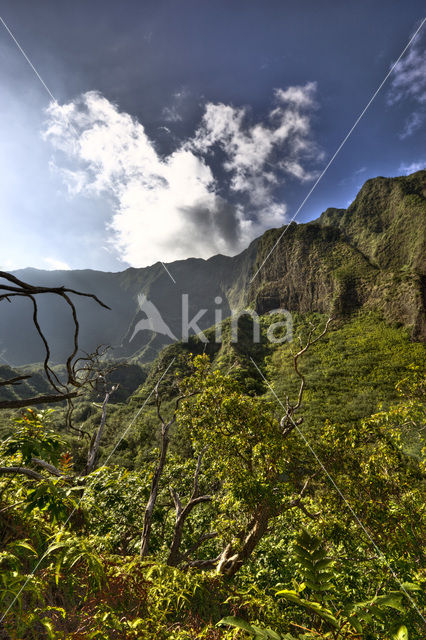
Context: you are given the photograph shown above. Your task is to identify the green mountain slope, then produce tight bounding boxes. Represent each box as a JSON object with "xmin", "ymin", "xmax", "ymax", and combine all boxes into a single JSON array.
[{"xmin": 51, "ymin": 311, "xmax": 425, "ymax": 471}]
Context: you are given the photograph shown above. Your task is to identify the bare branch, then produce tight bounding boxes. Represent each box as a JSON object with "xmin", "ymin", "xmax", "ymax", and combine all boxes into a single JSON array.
[
  {"xmin": 0, "ymin": 391, "xmax": 78, "ymax": 410},
  {"xmin": 193, "ymin": 448, "xmax": 206, "ymax": 496},
  {"xmin": 0, "ymin": 271, "xmax": 110, "ymax": 309},
  {"xmin": 31, "ymin": 457, "xmax": 63, "ymax": 477},
  {"xmin": 167, "ymin": 452, "xmax": 212, "ymax": 566},
  {"xmin": 280, "ymin": 317, "xmax": 333, "ymax": 436},
  {"xmin": 0, "ymin": 271, "xmax": 110, "ymax": 407},
  {"xmin": 292, "ymin": 317, "xmax": 333, "ymax": 411},
  {"xmin": 0, "ymin": 466, "xmax": 43, "ymax": 481},
  {"xmin": 170, "ymin": 487, "xmax": 182, "ymax": 516},
  {"xmin": 0, "ymin": 374, "xmax": 32, "ymax": 387},
  {"xmin": 185, "ymin": 532, "xmax": 218, "ymax": 558},
  {"xmin": 289, "ymin": 474, "xmax": 320, "ymax": 519},
  {"xmin": 85, "ymin": 384, "xmax": 118, "ymax": 475}
]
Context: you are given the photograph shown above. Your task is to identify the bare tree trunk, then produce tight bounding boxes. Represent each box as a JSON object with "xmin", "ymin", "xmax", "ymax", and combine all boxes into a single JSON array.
[
  {"xmin": 139, "ymin": 387, "xmax": 190, "ymax": 558},
  {"xmin": 85, "ymin": 385, "xmax": 117, "ymax": 475},
  {"xmin": 216, "ymin": 504, "xmax": 271, "ymax": 577},
  {"xmin": 167, "ymin": 451, "xmax": 212, "ymax": 566},
  {"xmin": 214, "ymin": 476, "xmax": 317, "ymax": 577},
  {"xmin": 140, "ymin": 418, "xmax": 171, "ymax": 558}
]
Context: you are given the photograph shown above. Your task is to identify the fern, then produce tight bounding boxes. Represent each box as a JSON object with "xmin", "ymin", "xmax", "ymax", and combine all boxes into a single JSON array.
[
  {"xmin": 217, "ymin": 616, "xmax": 295, "ymax": 639},
  {"xmin": 218, "ymin": 532, "xmax": 419, "ymax": 639},
  {"xmin": 292, "ymin": 528, "xmax": 334, "ymax": 597}
]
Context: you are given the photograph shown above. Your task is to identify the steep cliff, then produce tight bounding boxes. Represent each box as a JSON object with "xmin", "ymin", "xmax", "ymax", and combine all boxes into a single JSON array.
[{"xmin": 248, "ymin": 170, "xmax": 425, "ymax": 337}]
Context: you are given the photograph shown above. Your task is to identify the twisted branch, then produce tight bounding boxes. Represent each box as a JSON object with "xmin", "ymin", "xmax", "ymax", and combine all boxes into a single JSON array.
[{"xmin": 0, "ymin": 270, "xmax": 110, "ymax": 410}]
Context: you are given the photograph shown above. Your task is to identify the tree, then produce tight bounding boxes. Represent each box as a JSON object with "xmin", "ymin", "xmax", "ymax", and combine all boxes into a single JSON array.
[
  {"xmin": 84, "ymin": 381, "xmax": 119, "ymax": 475},
  {"xmin": 172, "ymin": 320, "xmax": 332, "ymax": 576},
  {"xmin": 0, "ymin": 270, "xmax": 109, "ymax": 410},
  {"xmin": 139, "ymin": 383, "xmax": 197, "ymax": 558},
  {"xmin": 0, "ymin": 271, "xmax": 124, "ymax": 476}
]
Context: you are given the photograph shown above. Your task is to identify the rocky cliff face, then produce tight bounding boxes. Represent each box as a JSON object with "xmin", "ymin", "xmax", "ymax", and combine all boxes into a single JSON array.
[
  {"xmin": 1, "ymin": 170, "xmax": 424, "ymax": 367},
  {"xmin": 248, "ymin": 170, "xmax": 425, "ymax": 338},
  {"xmin": 318, "ymin": 172, "xmax": 426, "ymax": 273}
]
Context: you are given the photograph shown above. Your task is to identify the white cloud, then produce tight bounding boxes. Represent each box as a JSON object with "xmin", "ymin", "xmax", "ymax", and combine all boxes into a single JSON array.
[
  {"xmin": 189, "ymin": 81, "xmax": 320, "ymax": 219},
  {"xmin": 388, "ymin": 32, "xmax": 426, "ymax": 105},
  {"xmin": 399, "ymin": 111, "xmax": 424, "ymax": 139},
  {"xmin": 274, "ymin": 82, "xmax": 318, "ymax": 108},
  {"xmin": 162, "ymin": 106, "xmax": 182, "ymax": 122},
  {"xmin": 398, "ymin": 160, "xmax": 425, "ymax": 175},
  {"xmin": 44, "ymin": 257, "xmax": 71, "ymax": 270},
  {"xmin": 43, "ymin": 86, "xmax": 321, "ymax": 267},
  {"xmin": 387, "ymin": 27, "xmax": 426, "ymax": 137},
  {"xmin": 355, "ymin": 166, "xmax": 366, "ymax": 175}
]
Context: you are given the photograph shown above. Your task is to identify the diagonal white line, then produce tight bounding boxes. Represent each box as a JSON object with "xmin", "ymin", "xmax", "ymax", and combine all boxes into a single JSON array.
[
  {"xmin": 0, "ymin": 15, "xmax": 177, "ymax": 285},
  {"xmin": 0, "ymin": 15, "xmax": 57, "ymax": 104},
  {"xmin": 250, "ymin": 17, "xmax": 426, "ymax": 283},
  {"xmin": 160, "ymin": 262, "xmax": 176, "ymax": 284},
  {"xmin": 0, "ymin": 349, "xmax": 14, "ymax": 368},
  {"xmin": 0, "ymin": 357, "xmax": 176, "ymax": 623},
  {"xmin": 249, "ymin": 355, "xmax": 426, "ymax": 623},
  {"xmin": 100, "ymin": 356, "xmax": 175, "ymax": 468}
]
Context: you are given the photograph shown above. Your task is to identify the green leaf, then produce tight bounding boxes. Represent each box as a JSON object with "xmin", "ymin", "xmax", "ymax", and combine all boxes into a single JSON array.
[
  {"xmin": 9, "ymin": 540, "xmax": 37, "ymax": 556},
  {"xmin": 400, "ymin": 582, "xmax": 421, "ymax": 592},
  {"xmin": 315, "ymin": 558, "xmax": 333, "ymax": 570},
  {"xmin": 375, "ymin": 593, "xmax": 405, "ymax": 612},
  {"xmin": 251, "ymin": 626, "xmax": 281, "ymax": 640},
  {"xmin": 217, "ymin": 616, "xmax": 256, "ymax": 633},
  {"xmin": 41, "ymin": 619, "xmax": 56, "ymax": 639},
  {"xmin": 391, "ymin": 625, "xmax": 408, "ymax": 640},
  {"xmin": 217, "ymin": 616, "xmax": 282, "ymax": 638},
  {"xmin": 54, "ymin": 555, "xmax": 63, "ymax": 586},
  {"xmin": 275, "ymin": 590, "xmax": 339, "ymax": 628}
]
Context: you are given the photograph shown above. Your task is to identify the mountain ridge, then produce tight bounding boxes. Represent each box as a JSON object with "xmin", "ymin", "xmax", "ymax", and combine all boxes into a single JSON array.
[{"xmin": 1, "ymin": 170, "xmax": 424, "ymax": 367}]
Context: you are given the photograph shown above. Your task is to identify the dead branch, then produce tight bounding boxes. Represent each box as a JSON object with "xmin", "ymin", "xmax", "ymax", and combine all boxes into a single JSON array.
[
  {"xmin": 280, "ymin": 317, "xmax": 333, "ymax": 437},
  {"xmin": 289, "ymin": 473, "xmax": 320, "ymax": 519},
  {"xmin": 31, "ymin": 457, "xmax": 64, "ymax": 477},
  {"xmin": 140, "ymin": 386, "xmax": 180, "ymax": 558},
  {"xmin": 0, "ymin": 270, "xmax": 110, "ymax": 409},
  {"xmin": 0, "ymin": 391, "xmax": 78, "ymax": 410},
  {"xmin": 185, "ymin": 531, "xmax": 218, "ymax": 558},
  {"xmin": 0, "ymin": 375, "xmax": 32, "ymax": 387},
  {"xmin": 167, "ymin": 451, "xmax": 213, "ymax": 566},
  {"xmin": 0, "ymin": 466, "xmax": 43, "ymax": 481},
  {"xmin": 85, "ymin": 384, "xmax": 118, "ymax": 475}
]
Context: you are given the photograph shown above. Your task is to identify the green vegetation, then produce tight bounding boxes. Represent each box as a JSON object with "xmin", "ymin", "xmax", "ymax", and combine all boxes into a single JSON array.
[
  {"xmin": 0, "ymin": 172, "xmax": 425, "ymax": 637},
  {"xmin": 0, "ymin": 312, "xmax": 424, "ymax": 638}
]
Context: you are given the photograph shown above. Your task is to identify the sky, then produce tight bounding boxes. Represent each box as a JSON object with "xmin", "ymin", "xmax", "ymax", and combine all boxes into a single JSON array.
[{"xmin": 0, "ymin": 0, "xmax": 424, "ymax": 272}]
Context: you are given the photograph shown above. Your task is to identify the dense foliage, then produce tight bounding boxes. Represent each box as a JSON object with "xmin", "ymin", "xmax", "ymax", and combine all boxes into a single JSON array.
[{"xmin": 0, "ymin": 313, "xmax": 425, "ymax": 638}]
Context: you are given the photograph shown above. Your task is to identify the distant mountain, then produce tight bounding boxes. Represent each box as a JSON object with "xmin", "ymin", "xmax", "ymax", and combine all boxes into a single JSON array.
[{"xmin": 1, "ymin": 170, "xmax": 424, "ymax": 368}]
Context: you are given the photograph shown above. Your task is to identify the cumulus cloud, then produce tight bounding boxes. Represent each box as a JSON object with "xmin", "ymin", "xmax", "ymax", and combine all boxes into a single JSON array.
[
  {"xmin": 44, "ymin": 84, "xmax": 320, "ymax": 267},
  {"xmin": 387, "ymin": 27, "xmax": 426, "ymax": 137},
  {"xmin": 189, "ymin": 81, "xmax": 320, "ymax": 217}
]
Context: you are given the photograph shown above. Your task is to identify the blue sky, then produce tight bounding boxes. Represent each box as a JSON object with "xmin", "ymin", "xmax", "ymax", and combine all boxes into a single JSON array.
[{"xmin": 0, "ymin": 0, "xmax": 424, "ymax": 271}]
